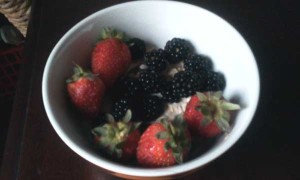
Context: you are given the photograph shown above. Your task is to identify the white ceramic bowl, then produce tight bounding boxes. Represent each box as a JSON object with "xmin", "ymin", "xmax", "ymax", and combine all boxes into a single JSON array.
[{"xmin": 42, "ymin": 1, "xmax": 259, "ymax": 179}]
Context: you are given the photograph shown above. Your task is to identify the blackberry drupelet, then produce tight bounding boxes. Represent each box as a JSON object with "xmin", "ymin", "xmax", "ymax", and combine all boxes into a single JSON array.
[
  {"xmin": 138, "ymin": 70, "xmax": 162, "ymax": 94},
  {"xmin": 122, "ymin": 76, "xmax": 142, "ymax": 97},
  {"xmin": 126, "ymin": 38, "xmax": 146, "ymax": 60},
  {"xmin": 193, "ymin": 72, "xmax": 206, "ymax": 92},
  {"xmin": 218, "ymin": 73, "xmax": 226, "ymax": 90},
  {"xmin": 172, "ymin": 71, "xmax": 200, "ymax": 98},
  {"xmin": 144, "ymin": 49, "xmax": 167, "ymax": 72},
  {"xmin": 113, "ymin": 76, "xmax": 142, "ymax": 98},
  {"xmin": 164, "ymin": 38, "xmax": 190, "ymax": 64},
  {"xmin": 111, "ymin": 99, "xmax": 129, "ymax": 120},
  {"xmin": 142, "ymin": 95, "xmax": 165, "ymax": 121},
  {"xmin": 161, "ymin": 80, "xmax": 181, "ymax": 103},
  {"xmin": 201, "ymin": 71, "xmax": 226, "ymax": 91},
  {"xmin": 184, "ymin": 54, "xmax": 213, "ymax": 72}
]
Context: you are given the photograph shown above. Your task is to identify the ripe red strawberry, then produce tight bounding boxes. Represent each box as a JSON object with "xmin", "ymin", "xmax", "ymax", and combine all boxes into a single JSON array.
[
  {"xmin": 184, "ymin": 91, "xmax": 241, "ymax": 137},
  {"xmin": 66, "ymin": 65, "xmax": 105, "ymax": 118},
  {"xmin": 91, "ymin": 28, "xmax": 132, "ymax": 87},
  {"xmin": 92, "ymin": 110, "xmax": 141, "ymax": 160},
  {"xmin": 137, "ymin": 116, "xmax": 191, "ymax": 167}
]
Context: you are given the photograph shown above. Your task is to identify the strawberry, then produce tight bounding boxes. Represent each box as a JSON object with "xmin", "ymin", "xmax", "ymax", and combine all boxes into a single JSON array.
[
  {"xmin": 184, "ymin": 91, "xmax": 241, "ymax": 137},
  {"xmin": 66, "ymin": 65, "xmax": 105, "ymax": 118},
  {"xmin": 91, "ymin": 110, "xmax": 141, "ymax": 160},
  {"xmin": 137, "ymin": 116, "xmax": 191, "ymax": 167},
  {"xmin": 91, "ymin": 28, "xmax": 132, "ymax": 87}
]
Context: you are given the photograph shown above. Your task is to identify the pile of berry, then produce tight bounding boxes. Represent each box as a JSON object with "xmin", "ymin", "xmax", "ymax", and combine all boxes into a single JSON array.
[
  {"xmin": 66, "ymin": 28, "xmax": 239, "ymax": 168},
  {"xmin": 110, "ymin": 37, "xmax": 226, "ymax": 122}
]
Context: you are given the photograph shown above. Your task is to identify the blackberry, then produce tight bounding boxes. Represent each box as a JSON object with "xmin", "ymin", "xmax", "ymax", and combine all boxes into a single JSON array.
[
  {"xmin": 193, "ymin": 72, "xmax": 206, "ymax": 92},
  {"xmin": 184, "ymin": 54, "xmax": 213, "ymax": 72},
  {"xmin": 113, "ymin": 76, "xmax": 142, "ymax": 99},
  {"xmin": 161, "ymin": 80, "xmax": 181, "ymax": 103},
  {"xmin": 145, "ymin": 49, "xmax": 167, "ymax": 72},
  {"xmin": 111, "ymin": 99, "xmax": 129, "ymax": 120},
  {"xmin": 201, "ymin": 71, "xmax": 226, "ymax": 91},
  {"xmin": 121, "ymin": 76, "xmax": 142, "ymax": 97},
  {"xmin": 142, "ymin": 95, "xmax": 165, "ymax": 121},
  {"xmin": 164, "ymin": 38, "xmax": 190, "ymax": 64},
  {"xmin": 126, "ymin": 38, "xmax": 146, "ymax": 60},
  {"xmin": 172, "ymin": 71, "xmax": 200, "ymax": 98},
  {"xmin": 138, "ymin": 70, "xmax": 162, "ymax": 93}
]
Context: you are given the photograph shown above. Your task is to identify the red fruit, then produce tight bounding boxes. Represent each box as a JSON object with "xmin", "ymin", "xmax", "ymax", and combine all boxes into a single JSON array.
[
  {"xmin": 137, "ymin": 116, "xmax": 191, "ymax": 167},
  {"xmin": 67, "ymin": 65, "xmax": 105, "ymax": 118},
  {"xmin": 91, "ymin": 28, "xmax": 132, "ymax": 87},
  {"xmin": 121, "ymin": 129, "xmax": 141, "ymax": 159},
  {"xmin": 184, "ymin": 91, "xmax": 240, "ymax": 137},
  {"xmin": 92, "ymin": 110, "xmax": 141, "ymax": 160}
]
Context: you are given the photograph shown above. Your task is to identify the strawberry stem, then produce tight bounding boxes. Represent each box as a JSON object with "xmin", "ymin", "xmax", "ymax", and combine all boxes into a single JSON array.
[
  {"xmin": 66, "ymin": 64, "xmax": 95, "ymax": 83},
  {"xmin": 91, "ymin": 110, "xmax": 141, "ymax": 159},
  {"xmin": 98, "ymin": 27, "xmax": 128, "ymax": 42},
  {"xmin": 195, "ymin": 91, "xmax": 241, "ymax": 132}
]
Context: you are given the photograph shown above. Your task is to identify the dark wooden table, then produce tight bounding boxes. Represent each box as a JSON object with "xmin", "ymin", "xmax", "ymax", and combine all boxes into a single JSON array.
[{"xmin": 1, "ymin": 0, "xmax": 299, "ymax": 179}]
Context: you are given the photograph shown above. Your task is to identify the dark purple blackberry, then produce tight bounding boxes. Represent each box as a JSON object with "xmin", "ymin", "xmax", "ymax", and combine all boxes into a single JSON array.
[
  {"xmin": 145, "ymin": 49, "xmax": 167, "ymax": 72},
  {"xmin": 172, "ymin": 71, "xmax": 200, "ymax": 98},
  {"xmin": 184, "ymin": 54, "xmax": 213, "ymax": 72},
  {"xmin": 142, "ymin": 95, "xmax": 165, "ymax": 121},
  {"xmin": 126, "ymin": 38, "xmax": 146, "ymax": 60},
  {"xmin": 201, "ymin": 71, "xmax": 226, "ymax": 91},
  {"xmin": 113, "ymin": 76, "xmax": 142, "ymax": 99},
  {"xmin": 122, "ymin": 76, "xmax": 142, "ymax": 97},
  {"xmin": 164, "ymin": 38, "xmax": 190, "ymax": 64},
  {"xmin": 138, "ymin": 70, "xmax": 162, "ymax": 94},
  {"xmin": 161, "ymin": 80, "xmax": 181, "ymax": 103},
  {"xmin": 111, "ymin": 99, "xmax": 129, "ymax": 120},
  {"xmin": 193, "ymin": 72, "xmax": 206, "ymax": 92}
]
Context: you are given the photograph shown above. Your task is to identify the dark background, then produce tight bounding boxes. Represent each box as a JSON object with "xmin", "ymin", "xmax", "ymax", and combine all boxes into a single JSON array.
[
  {"xmin": 0, "ymin": 13, "xmax": 22, "ymax": 165},
  {"xmin": 1, "ymin": 0, "xmax": 299, "ymax": 179}
]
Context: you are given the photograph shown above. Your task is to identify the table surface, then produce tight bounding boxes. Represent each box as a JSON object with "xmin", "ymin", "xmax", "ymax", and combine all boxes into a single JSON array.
[{"xmin": 1, "ymin": 0, "xmax": 299, "ymax": 179}]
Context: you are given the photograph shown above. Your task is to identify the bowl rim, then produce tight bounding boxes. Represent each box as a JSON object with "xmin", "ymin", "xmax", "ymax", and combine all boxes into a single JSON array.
[{"xmin": 42, "ymin": 0, "xmax": 260, "ymax": 177}]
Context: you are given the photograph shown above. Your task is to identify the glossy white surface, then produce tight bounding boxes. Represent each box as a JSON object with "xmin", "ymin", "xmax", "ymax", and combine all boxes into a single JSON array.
[{"xmin": 42, "ymin": 1, "xmax": 259, "ymax": 177}]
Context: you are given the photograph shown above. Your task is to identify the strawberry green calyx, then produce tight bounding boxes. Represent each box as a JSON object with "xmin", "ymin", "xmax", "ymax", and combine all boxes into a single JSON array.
[
  {"xmin": 91, "ymin": 110, "xmax": 141, "ymax": 159},
  {"xmin": 66, "ymin": 64, "xmax": 95, "ymax": 83},
  {"xmin": 156, "ymin": 115, "xmax": 191, "ymax": 164},
  {"xmin": 195, "ymin": 91, "xmax": 241, "ymax": 132},
  {"xmin": 99, "ymin": 27, "xmax": 128, "ymax": 41}
]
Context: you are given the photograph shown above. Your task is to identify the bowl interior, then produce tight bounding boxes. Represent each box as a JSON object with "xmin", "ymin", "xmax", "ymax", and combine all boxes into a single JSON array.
[{"xmin": 42, "ymin": 1, "xmax": 259, "ymax": 178}]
